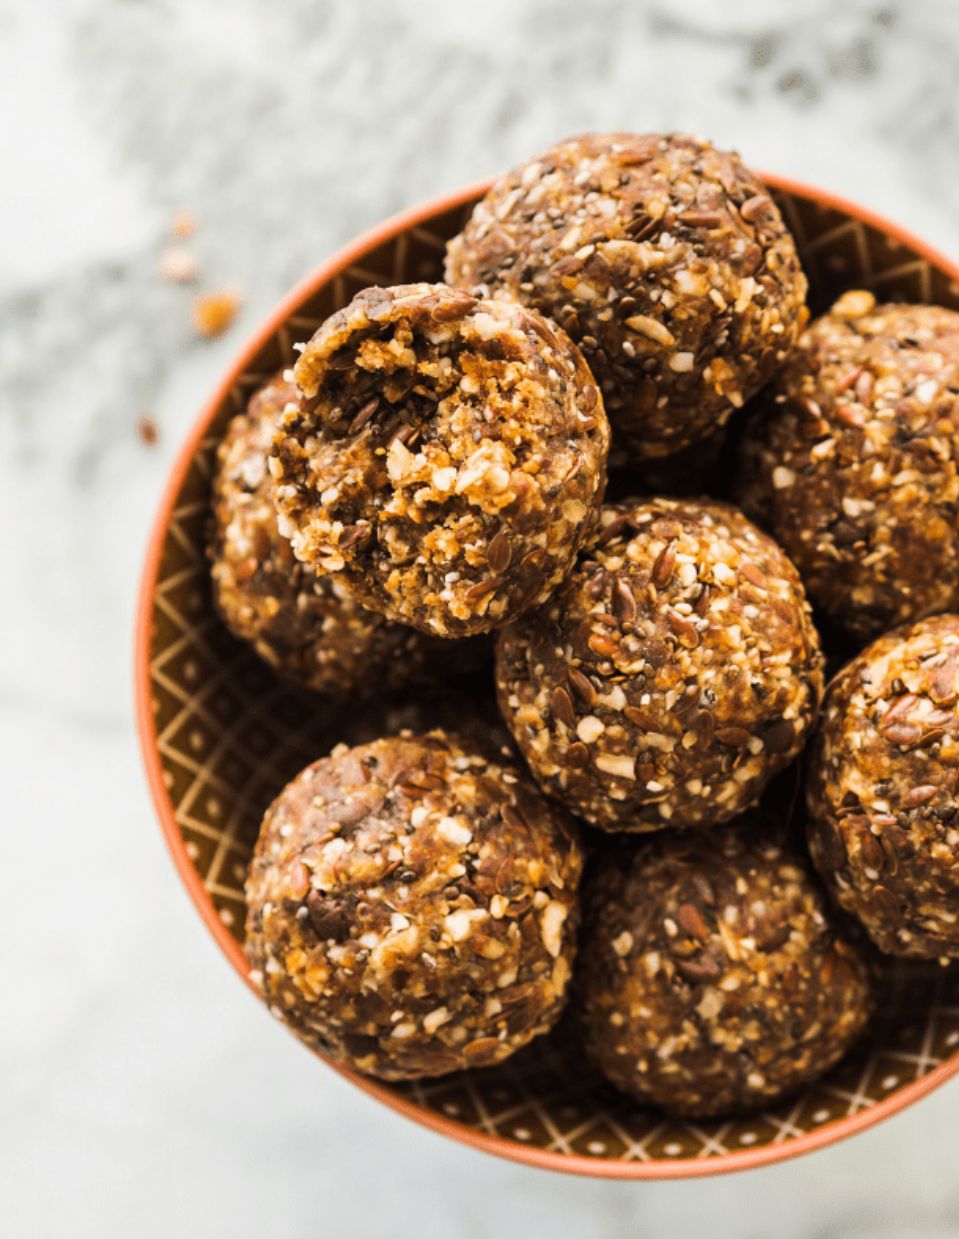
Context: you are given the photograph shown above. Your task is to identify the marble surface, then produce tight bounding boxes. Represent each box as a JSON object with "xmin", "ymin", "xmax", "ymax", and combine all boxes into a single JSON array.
[{"xmin": 5, "ymin": 0, "xmax": 959, "ymax": 1235}]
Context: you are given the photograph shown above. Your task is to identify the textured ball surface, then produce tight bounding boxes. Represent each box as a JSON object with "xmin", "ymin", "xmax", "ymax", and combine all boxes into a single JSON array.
[
  {"xmin": 738, "ymin": 297, "xmax": 959, "ymax": 641},
  {"xmin": 210, "ymin": 373, "xmax": 475, "ymax": 695},
  {"xmin": 446, "ymin": 132, "xmax": 807, "ymax": 461},
  {"xmin": 807, "ymin": 613, "xmax": 959, "ymax": 960},
  {"xmin": 272, "ymin": 283, "xmax": 609, "ymax": 637},
  {"xmin": 578, "ymin": 820, "xmax": 873, "ymax": 1117},
  {"xmin": 245, "ymin": 732, "xmax": 583, "ymax": 1080},
  {"xmin": 496, "ymin": 497, "xmax": 823, "ymax": 831}
]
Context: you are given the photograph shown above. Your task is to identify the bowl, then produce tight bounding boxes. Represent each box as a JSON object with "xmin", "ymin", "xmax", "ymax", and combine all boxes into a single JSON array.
[{"xmin": 136, "ymin": 173, "xmax": 959, "ymax": 1178}]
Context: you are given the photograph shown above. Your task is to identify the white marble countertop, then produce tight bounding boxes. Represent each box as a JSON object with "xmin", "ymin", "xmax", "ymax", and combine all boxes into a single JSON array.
[{"xmin": 5, "ymin": 0, "xmax": 959, "ymax": 1234}]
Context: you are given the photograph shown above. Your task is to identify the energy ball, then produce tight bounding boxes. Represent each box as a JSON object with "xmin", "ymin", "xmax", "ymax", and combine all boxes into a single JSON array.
[
  {"xmin": 272, "ymin": 283, "xmax": 609, "ymax": 638},
  {"xmin": 738, "ymin": 297, "xmax": 959, "ymax": 641},
  {"xmin": 210, "ymin": 373, "xmax": 476, "ymax": 696},
  {"xmin": 807, "ymin": 613, "xmax": 959, "ymax": 960},
  {"xmin": 496, "ymin": 498, "xmax": 823, "ymax": 831},
  {"xmin": 446, "ymin": 132, "xmax": 807, "ymax": 461},
  {"xmin": 245, "ymin": 732, "xmax": 583, "ymax": 1080},
  {"xmin": 578, "ymin": 820, "xmax": 874, "ymax": 1118}
]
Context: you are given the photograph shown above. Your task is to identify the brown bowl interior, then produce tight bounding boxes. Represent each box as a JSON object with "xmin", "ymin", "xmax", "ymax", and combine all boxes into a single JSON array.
[{"xmin": 142, "ymin": 180, "xmax": 959, "ymax": 1176}]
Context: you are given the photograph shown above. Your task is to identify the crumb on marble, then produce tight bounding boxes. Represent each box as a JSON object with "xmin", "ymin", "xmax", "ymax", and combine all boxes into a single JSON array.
[
  {"xmin": 158, "ymin": 245, "xmax": 199, "ymax": 284},
  {"xmin": 192, "ymin": 290, "xmax": 241, "ymax": 339},
  {"xmin": 171, "ymin": 210, "xmax": 197, "ymax": 238},
  {"xmin": 137, "ymin": 414, "xmax": 158, "ymax": 445}
]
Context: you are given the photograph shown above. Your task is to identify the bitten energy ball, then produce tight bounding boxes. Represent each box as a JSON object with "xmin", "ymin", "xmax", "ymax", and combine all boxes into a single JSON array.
[
  {"xmin": 807, "ymin": 614, "xmax": 959, "ymax": 960},
  {"xmin": 446, "ymin": 132, "xmax": 807, "ymax": 460},
  {"xmin": 578, "ymin": 820, "xmax": 873, "ymax": 1117},
  {"xmin": 245, "ymin": 732, "xmax": 583, "ymax": 1080},
  {"xmin": 272, "ymin": 283, "xmax": 609, "ymax": 638},
  {"xmin": 210, "ymin": 373, "xmax": 476, "ymax": 696},
  {"xmin": 496, "ymin": 498, "xmax": 823, "ymax": 831},
  {"xmin": 738, "ymin": 297, "xmax": 959, "ymax": 641}
]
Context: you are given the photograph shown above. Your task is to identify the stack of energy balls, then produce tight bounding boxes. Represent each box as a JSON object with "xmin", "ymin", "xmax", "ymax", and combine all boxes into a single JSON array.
[{"xmin": 209, "ymin": 132, "xmax": 959, "ymax": 1120}]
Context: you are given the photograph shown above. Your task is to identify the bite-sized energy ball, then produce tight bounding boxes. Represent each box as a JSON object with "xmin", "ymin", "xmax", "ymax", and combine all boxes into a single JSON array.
[
  {"xmin": 496, "ymin": 498, "xmax": 823, "ymax": 831},
  {"xmin": 272, "ymin": 284, "xmax": 609, "ymax": 638},
  {"xmin": 210, "ymin": 372, "xmax": 476, "ymax": 696},
  {"xmin": 446, "ymin": 132, "xmax": 807, "ymax": 460},
  {"xmin": 578, "ymin": 819, "xmax": 874, "ymax": 1117},
  {"xmin": 245, "ymin": 732, "xmax": 583, "ymax": 1080},
  {"xmin": 738, "ymin": 297, "xmax": 959, "ymax": 641},
  {"xmin": 807, "ymin": 614, "xmax": 959, "ymax": 960}
]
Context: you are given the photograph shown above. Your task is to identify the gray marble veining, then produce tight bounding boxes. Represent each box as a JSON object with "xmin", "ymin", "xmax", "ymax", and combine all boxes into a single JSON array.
[{"xmin": 4, "ymin": 1, "xmax": 959, "ymax": 1235}]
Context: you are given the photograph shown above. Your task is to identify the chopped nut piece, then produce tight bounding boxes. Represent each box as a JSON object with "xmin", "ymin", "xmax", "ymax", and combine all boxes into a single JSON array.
[
  {"xmin": 576, "ymin": 715, "xmax": 605, "ymax": 743},
  {"xmin": 436, "ymin": 816, "xmax": 472, "ymax": 846},
  {"xmin": 423, "ymin": 1007, "xmax": 451, "ymax": 1035},
  {"xmin": 540, "ymin": 900, "xmax": 568, "ymax": 958},
  {"xmin": 625, "ymin": 314, "xmax": 676, "ymax": 347},
  {"xmin": 595, "ymin": 753, "xmax": 636, "ymax": 780},
  {"xmin": 831, "ymin": 288, "xmax": 876, "ymax": 319}
]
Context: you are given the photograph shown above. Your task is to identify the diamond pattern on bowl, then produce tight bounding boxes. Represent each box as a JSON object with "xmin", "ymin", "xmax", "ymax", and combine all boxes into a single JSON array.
[{"xmin": 141, "ymin": 182, "xmax": 959, "ymax": 1172}]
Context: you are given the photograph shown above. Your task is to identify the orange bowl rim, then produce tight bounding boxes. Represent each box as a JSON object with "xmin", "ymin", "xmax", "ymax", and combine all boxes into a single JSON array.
[{"xmin": 134, "ymin": 172, "xmax": 959, "ymax": 1180}]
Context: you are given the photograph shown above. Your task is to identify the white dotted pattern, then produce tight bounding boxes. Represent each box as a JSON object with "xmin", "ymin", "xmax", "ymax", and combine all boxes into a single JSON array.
[{"xmin": 147, "ymin": 191, "xmax": 959, "ymax": 1167}]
